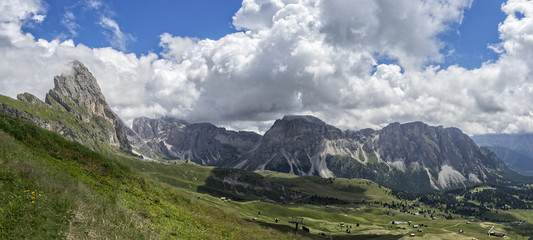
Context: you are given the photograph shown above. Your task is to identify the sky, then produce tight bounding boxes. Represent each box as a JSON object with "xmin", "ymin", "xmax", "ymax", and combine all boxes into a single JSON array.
[{"xmin": 1, "ymin": 0, "xmax": 533, "ymax": 135}]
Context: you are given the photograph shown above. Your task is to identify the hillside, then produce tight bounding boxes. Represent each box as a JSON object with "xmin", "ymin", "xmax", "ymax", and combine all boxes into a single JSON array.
[
  {"xmin": 0, "ymin": 61, "xmax": 162, "ymax": 159},
  {"xmin": 0, "ymin": 114, "xmax": 307, "ymax": 239}
]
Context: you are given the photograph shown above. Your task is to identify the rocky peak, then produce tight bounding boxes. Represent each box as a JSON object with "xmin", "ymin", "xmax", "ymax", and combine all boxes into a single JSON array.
[
  {"xmin": 131, "ymin": 116, "xmax": 261, "ymax": 165},
  {"xmin": 133, "ymin": 116, "xmax": 187, "ymax": 140},
  {"xmin": 375, "ymin": 121, "xmax": 507, "ymax": 188},
  {"xmin": 44, "ymin": 60, "xmax": 130, "ymax": 150},
  {"xmin": 17, "ymin": 92, "xmax": 44, "ymax": 106},
  {"xmin": 264, "ymin": 115, "xmax": 342, "ymax": 141},
  {"xmin": 46, "ymin": 61, "xmax": 109, "ymax": 122},
  {"xmin": 126, "ymin": 113, "xmax": 515, "ymax": 193}
]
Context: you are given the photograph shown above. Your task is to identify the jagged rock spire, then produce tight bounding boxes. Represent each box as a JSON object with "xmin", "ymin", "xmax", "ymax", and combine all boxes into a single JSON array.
[{"xmin": 45, "ymin": 60, "xmax": 131, "ymax": 151}]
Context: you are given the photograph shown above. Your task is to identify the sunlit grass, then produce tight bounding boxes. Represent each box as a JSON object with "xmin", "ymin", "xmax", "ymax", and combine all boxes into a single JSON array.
[{"xmin": 0, "ymin": 114, "xmax": 307, "ymax": 239}]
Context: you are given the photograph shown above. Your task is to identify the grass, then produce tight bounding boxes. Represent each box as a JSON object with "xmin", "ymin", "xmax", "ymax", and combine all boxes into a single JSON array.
[
  {"xmin": 0, "ymin": 114, "xmax": 309, "ymax": 239},
  {"xmin": 423, "ymin": 135, "xmax": 439, "ymax": 149},
  {"xmin": 118, "ymin": 156, "xmax": 533, "ymax": 240}
]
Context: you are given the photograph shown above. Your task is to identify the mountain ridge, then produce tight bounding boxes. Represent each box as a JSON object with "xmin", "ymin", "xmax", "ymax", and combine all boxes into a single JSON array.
[
  {"xmin": 133, "ymin": 115, "xmax": 517, "ymax": 193},
  {"xmin": 472, "ymin": 133, "xmax": 533, "ymax": 176}
]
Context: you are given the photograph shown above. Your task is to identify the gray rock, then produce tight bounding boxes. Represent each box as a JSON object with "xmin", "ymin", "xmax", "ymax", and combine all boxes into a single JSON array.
[
  {"xmin": 133, "ymin": 115, "xmax": 517, "ymax": 193},
  {"xmin": 132, "ymin": 116, "xmax": 261, "ymax": 166},
  {"xmin": 44, "ymin": 61, "xmax": 131, "ymax": 151},
  {"xmin": 0, "ymin": 61, "xmax": 132, "ymax": 152}
]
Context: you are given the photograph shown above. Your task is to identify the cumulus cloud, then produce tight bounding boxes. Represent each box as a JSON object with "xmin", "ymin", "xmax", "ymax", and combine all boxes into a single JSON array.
[
  {"xmin": 0, "ymin": 0, "xmax": 45, "ymax": 23},
  {"xmin": 1, "ymin": 0, "xmax": 533, "ymax": 135}
]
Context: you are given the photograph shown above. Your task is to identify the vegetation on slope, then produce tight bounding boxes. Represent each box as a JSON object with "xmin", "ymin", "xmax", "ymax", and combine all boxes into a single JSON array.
[
  {"xmin": 0, "ymin": 93, "xmax": 125, "ymax": 153},
  {"xmin": 0, "ymin": 114, "xmax": 307, "ymax": 239}
]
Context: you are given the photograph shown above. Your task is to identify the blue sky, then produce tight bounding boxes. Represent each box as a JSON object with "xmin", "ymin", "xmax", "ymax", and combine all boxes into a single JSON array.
[
  {"xmin": 25, "ymin": 0, "xmax": 243, "ymax": 53},
  {"xmin": 26, "ymin": 0, "xmax": 505, "ymax": 70},
  {"xmin": 441, "ymin": 0, "xmax": 507, "ymax": 69}
]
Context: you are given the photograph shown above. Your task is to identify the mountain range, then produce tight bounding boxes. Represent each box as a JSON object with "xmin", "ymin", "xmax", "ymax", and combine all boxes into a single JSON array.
[
  {"xmin": 472, "ymin": 134, "xmax": 533, "ymax": 176},
  {"xmin": 134, "ymin": 114, "xmax": 515, "ymax": 193},
  {"xmin": 0, "ymin": 61, "xmax": 523, "ymax": 193}
]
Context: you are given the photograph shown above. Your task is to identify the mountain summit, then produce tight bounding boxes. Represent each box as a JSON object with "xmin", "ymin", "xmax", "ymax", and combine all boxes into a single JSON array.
[
  {"xmin": 132, "ymin": 116, "xmax": 261, "ymax": 165},
  {"xmin": 133, "ymin": 115, "xmax": 517, "ymax": 193},
  {"xmin": 46, "ymin": 61, "xmax": 108, "ymax": 121},
  {"xmin": 0, "ymin": 60, "xmax": 131, "ymax": 151},
  {"xmin": 44, "ymin": 61, "xmax": 130, "ymax": 150}
]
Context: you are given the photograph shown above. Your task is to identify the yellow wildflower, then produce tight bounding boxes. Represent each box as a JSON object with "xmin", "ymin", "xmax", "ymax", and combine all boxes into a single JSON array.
[
  {"xmin": 31, "ymin": 201, "xmax": 35, "ymax": 204},
  {"xmin": 31, "ymin": 197, "xmax": 35, "ymax": 199}
]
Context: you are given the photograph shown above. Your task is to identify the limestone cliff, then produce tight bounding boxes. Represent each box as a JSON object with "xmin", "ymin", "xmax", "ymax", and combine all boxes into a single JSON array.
[{"xmin": 0, "ymin": 61, "xmax": 131, "ymax": 152}]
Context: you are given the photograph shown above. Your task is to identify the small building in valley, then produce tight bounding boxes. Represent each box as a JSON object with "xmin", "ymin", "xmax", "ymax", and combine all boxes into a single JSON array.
[{"xmin": 489, "ymin": 232, "xmax": 505, "ymax": 237}]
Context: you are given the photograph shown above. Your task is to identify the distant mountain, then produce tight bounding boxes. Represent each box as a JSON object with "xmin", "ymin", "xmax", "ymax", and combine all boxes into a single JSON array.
[
  {"xmin": 132, "ymin": 116, "xmax": 261, "ymax": 165},
  {"xmin": 239, "ymin": 116, "xmax": 511, "ymax": 193},
  {"xmin": 134, "ymin": 115, "xmax": 516, "ymax": 193},
  {"xmin": 472, "ymin": 134, "xmax": 533, "ymax": 176}
]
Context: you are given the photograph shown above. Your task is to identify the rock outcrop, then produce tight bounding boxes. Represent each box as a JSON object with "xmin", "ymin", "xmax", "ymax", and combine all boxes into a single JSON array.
[
  {"xmin": 237, "ymin": 115, "xmax": 343, "ymax": 177},
  {"xmin": 0, "ymin": 61, "xmax": 131, "ymax": 152},
  {"xmin": 45, "ymin": 61, "xmax": 130, "ymax": 150}
]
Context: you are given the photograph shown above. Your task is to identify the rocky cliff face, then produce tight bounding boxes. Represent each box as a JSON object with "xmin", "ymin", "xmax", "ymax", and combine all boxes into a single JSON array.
[
  {"xmin": 0, "ymin": 61, "xmax": 131, "ymax": 152},
  {"xmin": 239, "ymin": 117, "xmax": 510, "ymax": 192},
  {"xmin": 237, "ymin": 115, "xmax": 343, "ymax": 177},
  {"xmin": 133, "ymin": 115, "xmax": 515, "ymax": 193},
  {"xmin": 132, "ymin": 117, "xmax": 261, "ymax": 166},
  {"xmin": 45, "ymin": 61, "xmax": 130, "ymax": 150},
  {"xmin": 369, "ymin": 122, "xmax": 505, "ymax": 191}
]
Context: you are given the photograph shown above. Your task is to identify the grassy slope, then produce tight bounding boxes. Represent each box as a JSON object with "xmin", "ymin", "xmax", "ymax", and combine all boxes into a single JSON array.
[
  {"xmin": 117, "ymin": 156, "xmax": 533, "ymax": 240},
  {"xmin": 0, "ymin": 94, "xmax": 122, "ymax": 153},
  {"xmin": 0, "ymin": 114, "xmax": 307, "ymax": 240}
]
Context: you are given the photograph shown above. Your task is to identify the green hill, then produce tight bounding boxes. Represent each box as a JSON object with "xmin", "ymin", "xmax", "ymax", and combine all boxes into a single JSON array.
[{"xmin": 0, "ymin": 114, "xmax": 308, "ymax": 239}]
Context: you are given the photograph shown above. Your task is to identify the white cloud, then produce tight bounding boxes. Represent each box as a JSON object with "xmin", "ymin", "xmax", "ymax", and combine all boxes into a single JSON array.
[
  {"xmin": 86, "ymin": 0, "xmax": 102, "ymax": 10},
  {"xmin": 0, "ymin": 0, "xmax": 44, "ymax": 23},
  {"xmin": 60, "ymin": 11, "xmax": 78, "ymax": 37},
  {"xmin": 99, "ymin": 17, "xmax": 135, "ymax": 52},
  {"xmin": 2, "ymin": 0, "xmax": 533, "ymax": 136}
]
